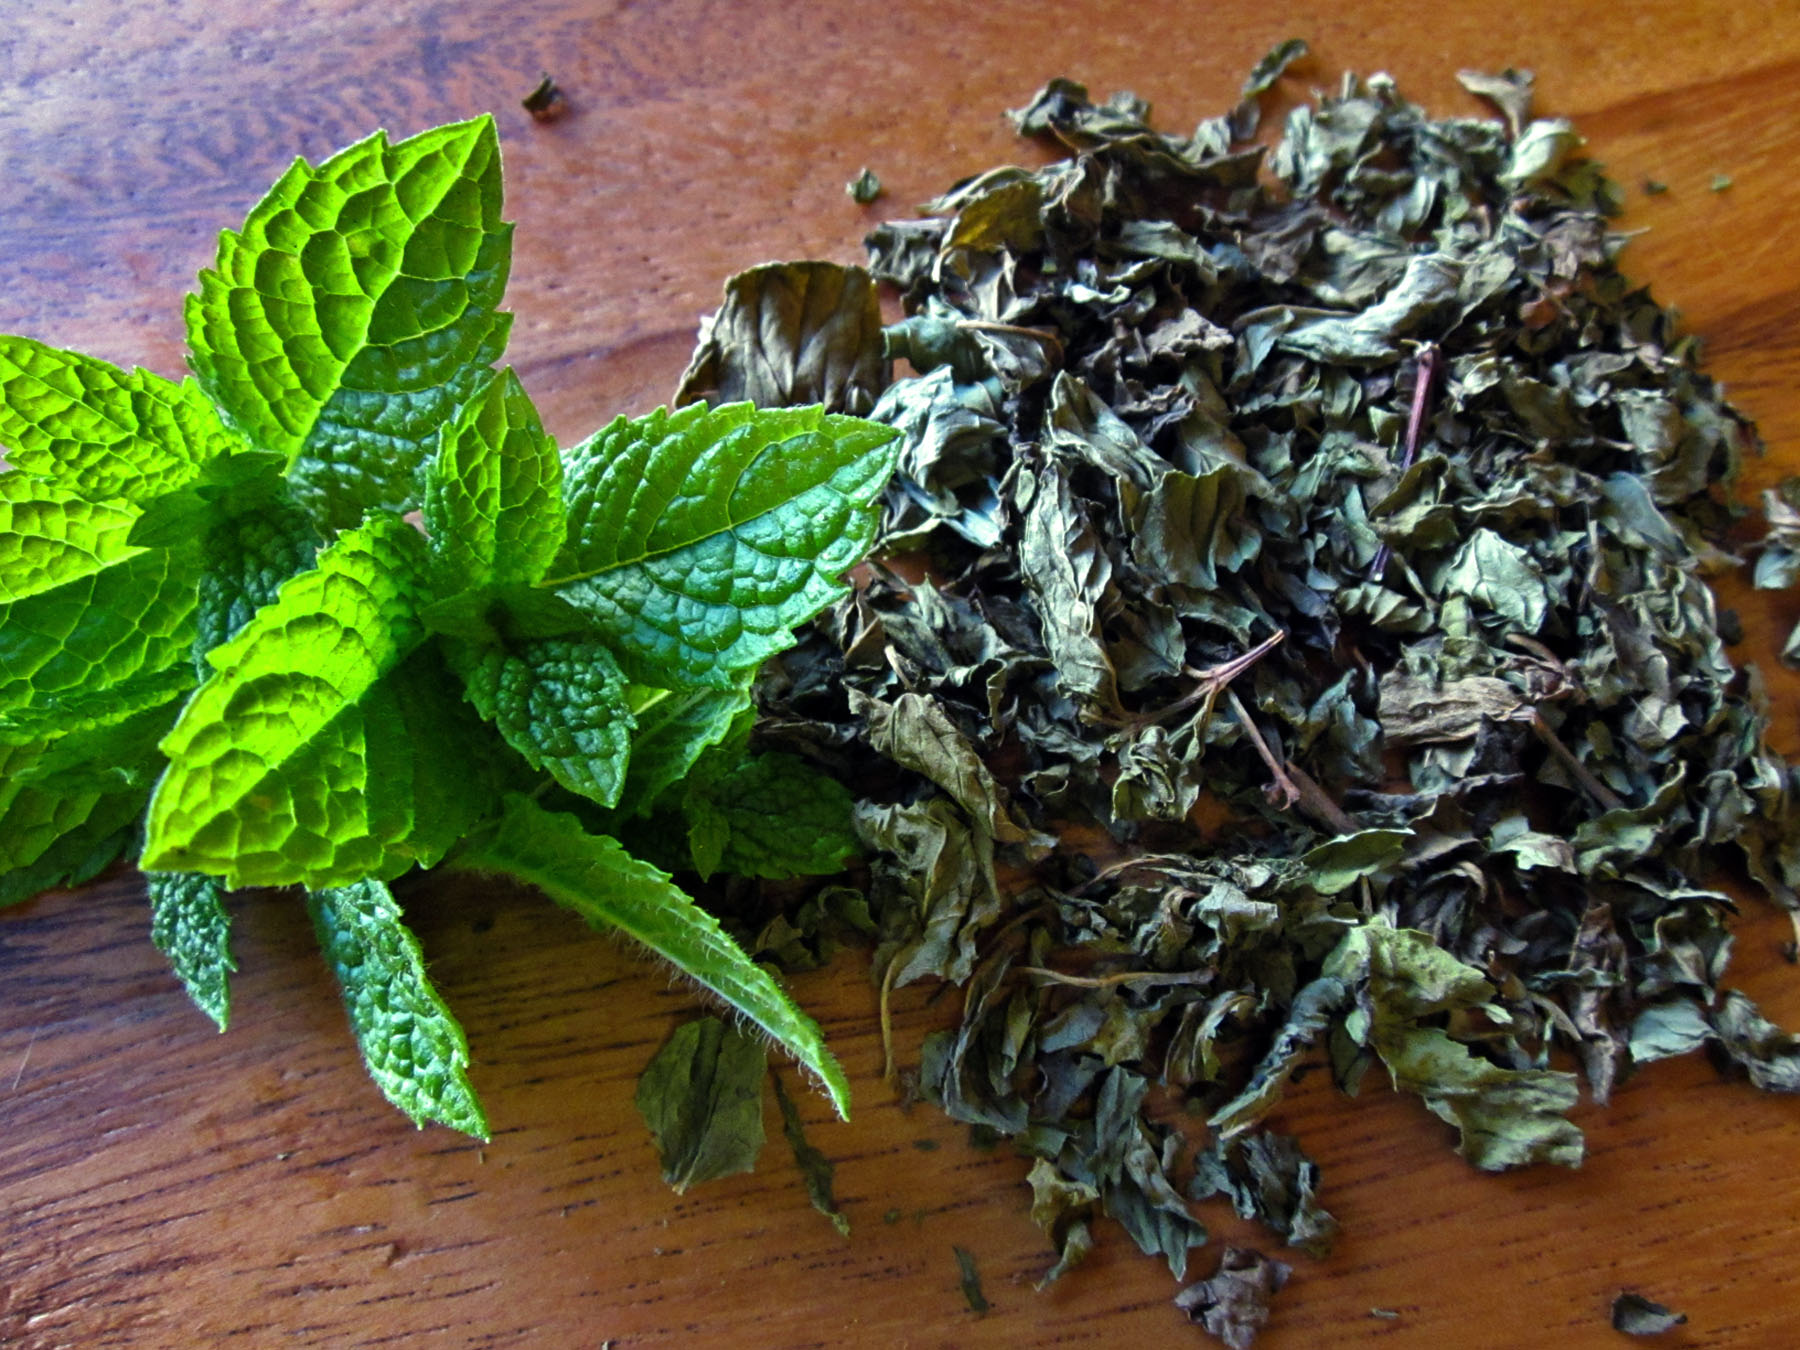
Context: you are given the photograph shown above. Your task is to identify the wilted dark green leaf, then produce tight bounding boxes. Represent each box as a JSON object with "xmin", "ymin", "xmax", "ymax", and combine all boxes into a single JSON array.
[
  {"xmin": 635, "ymin": 1016, "xmax": 768, "ymax": 1192},
  {"xmin": 676, "ymin": 261, "xmax": 888, "ymax": 415}
]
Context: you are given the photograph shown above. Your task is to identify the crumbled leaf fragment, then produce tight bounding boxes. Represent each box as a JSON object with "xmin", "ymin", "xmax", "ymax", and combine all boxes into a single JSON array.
[
  {"xmin": 771, "ymin": 1068, "xmax": 848, "ymax": 1235},
  {"xmin": 676, "ymin": 262, "xmax": 890, "ymax": 414},
  {"xmin": 1026, "ymin": 1156, "xmax": 1098, "ymax": 1287},
  {"xmin": 1174, "ymin": 1247, "xmax": 1291, "ymax": 1350},
  {"xmin": 522, "ymin": 74, "xmax": 566, "ymax": 122},
  {"xmin": 1194, "ymin": 1131, "xmax": 1338, "ymax": 1258},
  {"xmin": 1611, "ymin": 1293, "xmax": 1688, "ymax": 1335},
  {"xmin": 847, "ymin": 168, "xmax": 883, "ymax": 204},
  {"xmin": 953, "ymin": 1245, "xmax": 990, "ymax": 1314},
  {"xmin": 1325, "ymin": 924, "xmax": 1583, "ymax": 1170},
  {"xmin": 1241, "ymin": 39, "xmax": 1309, "ymax": 98}
]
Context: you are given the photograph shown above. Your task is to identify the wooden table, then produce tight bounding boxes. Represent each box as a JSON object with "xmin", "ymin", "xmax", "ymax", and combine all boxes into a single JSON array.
[{"xmin": 4, "ymin": 2, "xmax": 1800, "ymax": 1345}]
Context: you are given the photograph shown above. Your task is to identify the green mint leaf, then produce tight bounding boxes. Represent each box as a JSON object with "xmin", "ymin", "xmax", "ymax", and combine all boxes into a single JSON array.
[
  {"xmin": 418, "ymin": 584, "xmax": 588, "ymax": 643},
  {"xmin": 547, "ymin": 402, "xmax": 898, "ymax": 689},
  {"xmin": 682, "ymin": 750, "xmax": 860, "ymax": 880},
  {"xmin": 423, "ymin": 367, "xmax": 562, "ymax": 590},
  {"xmin": 142, "ymin": 514, "xmax": 472, "ymax": 888},
  {"xmin": 123, "ymin": 445, "xmax": 291, "ymax": 554},
  {"xmin": 0, "ymin": 338, "xmax": 236, "ymax": 500},
  {"xmin": 190, "ymin": 492, "xmax": 322, "ymax": 674},
  {"xmin": 456, "ymin": 795, "xmax": 851, "ymax": 1117},
  {"xmin": 620, "ymin": 676, "xmax": 756, "ymax": 817},
  {"xmin": 186, "ymin": 116, "xmax": 513, "ymax": 531},
  {"xmin": 0, "ymin": 476, "xmax": 199, "ymax": 725},
  {"xmin": 0, "ymin": 696, "xmax": 180, "ymax": 908},
  {"xmin": 634, "ymin": 1015, "xmax": 767, "ymax": 1191},
  {"xmin": 0, "ymin": 738, "xmax": 141, "ymax": 907},
  {"xmin": 0, "ymin": 663, "xmax": 192, "ymax": 748},
  {"xmin": 0, "ymin": 789, "xmax": 140, "ymax": 909},
  {"xmin": 146, "ymin": 870, "xmax": 235, "ymax": 1030},
  {"xmin": 444, "ymin": 633, "xmax": 634, "ymax": 808},
  {"xmin": 0, "ymin": 476, "xmax": 142, "ymax": 601},
  {"xmin": 307, "ymin": 878, "xmax": 488, "ymax": 1138},
  {"xmin": 682, "ymin": 793, "xmax": 732, "ymax": 880}
]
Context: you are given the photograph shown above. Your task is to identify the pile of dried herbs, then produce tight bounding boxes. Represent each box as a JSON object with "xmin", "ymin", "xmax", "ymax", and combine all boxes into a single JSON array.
[{"xmin": 671, "ymin": 43, "xmax": 1800, "ymax": 1336}]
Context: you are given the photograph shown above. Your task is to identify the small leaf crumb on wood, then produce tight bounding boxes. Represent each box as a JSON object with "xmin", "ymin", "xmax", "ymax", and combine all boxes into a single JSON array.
[
  {"xmin": 1174, "ymin": 1247, "xmax": 1291, "ymax": 1349},
  {"xmin": 953, "ymin": 1245, "xmax": 990, "ymax": 1314},
  {"xmin": 1611, "ymin": 1292, "xmax": 1688, "ymax": 1335}
]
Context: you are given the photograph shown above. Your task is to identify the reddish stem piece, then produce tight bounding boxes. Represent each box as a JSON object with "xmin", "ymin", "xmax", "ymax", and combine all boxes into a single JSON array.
[{"xmin": 1370, "ymin": 345, "xmax": 1442, "ymax": 580}]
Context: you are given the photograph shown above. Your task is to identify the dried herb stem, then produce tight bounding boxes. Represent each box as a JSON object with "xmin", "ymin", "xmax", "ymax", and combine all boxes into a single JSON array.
[
  {"xmin": 878, "ymin": 953, "xmax": 900, "ymax": 1084},
  {"xmin": 955, "ymin": 319, "xmax": 1066, "ymax": 368},
  {"xmin": 1526, "ymin": 710, "xmax": 1626, "ymax": 812},
  {"xmin": 1370, "ymin": 345, "xmax": 1442, "ymax": 580},
  {"xmin": 1067, "ymin": 852, "xmax": 1198, "ymax": 895},
  {"xmin": 1114, "ymin": 629, "xmax": 1287, "ymax": 731},
  {"xmin": 1227, "ymin": 690, "xmax": 1359, "ymax": 835},
  {"xmin": 1016, "ymin": 965, "xmax": 1212, "ymax": 990}
]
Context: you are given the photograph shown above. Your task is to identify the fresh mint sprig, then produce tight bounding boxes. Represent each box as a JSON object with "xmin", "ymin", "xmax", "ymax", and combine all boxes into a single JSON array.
[{"xmin": 0, "ymin": 114, "xmax": 897, "ymax": 1132}]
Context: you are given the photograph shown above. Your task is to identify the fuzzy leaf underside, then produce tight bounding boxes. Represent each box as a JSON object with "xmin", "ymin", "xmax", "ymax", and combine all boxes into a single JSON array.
[
  {"xmin": 308, "ymin": 878, "xmax": 488, "ymax": 1137},
  {"xmin": 185, "ymin": 116, "xmax": 513, "ymax": 530},
  {"xmin": 445, "ymin": 634, "xmax": 634, "ymax": 808},
  {"xmin": 549, "ymin": 402, "xmax": 898, "ymax": 689},
  {"xmin": 146, "ymin": 870, "xmax": 235, "ymax": 1029},
  {"xmin": 423, "ymin": 367, "xmax": 562, "ymax": 589},
  {"xmin": 0, "ymin": 338, "xmax": 234, "ymax": 501},
  {"xmin": 455, "ymin": 795, "xmax": 850, "ymax": 1118},
  {"xmin": 0, "ymin": 479, "xmax": 199, "ymax": 723},
  {"xmin": 142, "ymin": 515, "xmax": 467, "ymax": 888}
]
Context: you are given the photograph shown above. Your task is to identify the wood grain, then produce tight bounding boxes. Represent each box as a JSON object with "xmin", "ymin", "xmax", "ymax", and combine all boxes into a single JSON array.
[{"xmin": 4, "ymin": 2, "xmax": 1800, "ymax": 1345}]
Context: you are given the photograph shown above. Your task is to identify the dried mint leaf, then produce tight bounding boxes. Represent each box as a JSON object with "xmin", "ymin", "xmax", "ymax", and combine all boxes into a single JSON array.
[
  {"xmin": 635, "ymin": 1015, "xmax": 767, "ymax": 1191},
  {"xmin": 676, "ymin": 261, "xmax": 889, "ymax": 415},
  {"xmin": 771, "ymin": 1069, "xmax": 849, "ymax": 1236},
  {"xmin": 704, "ymin": 39, "xmax": 1800, "ymax": 1324},
  {"xmin": 1173, "ymin": 1247, "xmax": 1291, "ymax": 1350}
]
